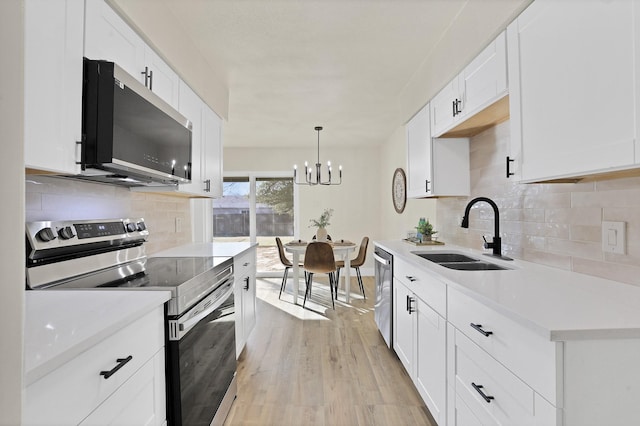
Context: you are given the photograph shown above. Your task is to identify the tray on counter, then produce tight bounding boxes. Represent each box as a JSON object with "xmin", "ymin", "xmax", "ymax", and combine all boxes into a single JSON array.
[{"xmin": 402, "ymin": 238, "xmax": 445, "ymax": 246}]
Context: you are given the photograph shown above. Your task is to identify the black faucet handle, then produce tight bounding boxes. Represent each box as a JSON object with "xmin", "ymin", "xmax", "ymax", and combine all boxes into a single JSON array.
[{"xmin": 482, "ymin": 235, "xmax": 494, "ymax": 249}]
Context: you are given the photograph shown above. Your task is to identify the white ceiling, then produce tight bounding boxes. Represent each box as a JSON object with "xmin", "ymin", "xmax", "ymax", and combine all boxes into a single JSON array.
[{"xmin": 112, "ymin": 0, "xmax": 530, "ymax": 149}]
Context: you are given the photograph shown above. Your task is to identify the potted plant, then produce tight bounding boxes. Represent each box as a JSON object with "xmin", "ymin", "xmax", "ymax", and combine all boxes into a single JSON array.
[
  {"xmin": 309, "ymin": 208, "xmax": 334, "ymax": 241},
  {"xmin": 415, "ymin": 217, "xmax": 437, "ymax": 242}
]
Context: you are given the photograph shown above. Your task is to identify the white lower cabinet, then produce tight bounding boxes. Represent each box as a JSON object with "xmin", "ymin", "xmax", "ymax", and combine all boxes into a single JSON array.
[
  {"xmin": 234, "ymin": 247, "xmax": 257, "ymax": 357},
  {"xmin": 393, "ymin": 258, "xmax": 447, "ymax": 425},
  {"xmin": 24, "ymin": 306, "xmax": 166, "ymax": 425}
]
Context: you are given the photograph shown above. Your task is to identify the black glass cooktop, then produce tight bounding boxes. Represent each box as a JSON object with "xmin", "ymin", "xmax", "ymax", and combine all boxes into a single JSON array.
[{"xmin": 100, "ymin": 256, "xmax": 231, "ymax": 289}]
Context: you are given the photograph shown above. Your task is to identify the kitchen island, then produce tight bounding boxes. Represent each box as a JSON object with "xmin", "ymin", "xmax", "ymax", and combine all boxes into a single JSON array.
[{"xmin": 376, "ymin": 240, "xmax": 640, "ymax": 426}]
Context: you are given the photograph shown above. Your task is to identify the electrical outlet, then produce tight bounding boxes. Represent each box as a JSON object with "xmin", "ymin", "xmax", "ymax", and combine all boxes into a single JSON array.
[
  {"xmin": 175, "ymin": 217, "xmax": 183, "ymax": 233},
  {"xmin": 602, "ymin": 221, "xmax": 625, "ymax": 254}
]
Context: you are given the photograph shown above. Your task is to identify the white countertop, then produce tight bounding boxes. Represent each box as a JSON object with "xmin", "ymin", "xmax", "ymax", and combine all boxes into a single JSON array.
[
  {"xmin": 24, "ymin": 290, "xmax": 170, "ymax": 385},
  {"xmin": 151, "ymin": 242, "xmax": 257, "ymax": 258},
  {"xmin": 376, "ymin": 240, "xmax": 640, "ymax": 342}
]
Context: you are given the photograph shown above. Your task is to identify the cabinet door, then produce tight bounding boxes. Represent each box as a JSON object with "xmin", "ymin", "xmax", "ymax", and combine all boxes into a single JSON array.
[
  {"xmin": 79, "ymin": 351, "xmax": 166, "ymax": 426},
  {"xmin": 177, "ymin": 81, "xmax": 206, "ymax": 196},
  {"xmin": 24, "ymin": 0, "xmax": 84, "ymax": 175},
  {"xmin": 430, "ymin": 79, "xmax": 459, "ymax": 137},
  {"xmin": 406, "ymin": 104, "xmax": 432, "ymax": 198},
  {"xmin": 415, "ymin": 298, "xmax": 447, "ymax": 426},
  {"xmin": 393, "ymin": 279, "xmax": 414, "ymax": 375},
  {"xmin": 240, "ymin": 249, "xmax": 257, "ymax": 343},
  {"xmin": 143, "ymin": 46, "xmax": 180, "ymax": 108},
  {"xmin": 202, "ymin": 106, "xmax": 224, "ymax": 197},
  {"xmin": 460, "ymin": 31, "xmax": 507, "ymax": 118},
  {"xmin": 84, "ymin": 0, "xmax": 146, "ymax": 79},
  {"xmin": 509, "ymin": 0, "xmax": 636, "ymax": 182}
]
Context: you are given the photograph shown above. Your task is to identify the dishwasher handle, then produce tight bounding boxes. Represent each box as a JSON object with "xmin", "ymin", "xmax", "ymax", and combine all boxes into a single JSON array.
[{"xmin": 374, "ymin": 253, "xmax": 391, "ymax": 266}]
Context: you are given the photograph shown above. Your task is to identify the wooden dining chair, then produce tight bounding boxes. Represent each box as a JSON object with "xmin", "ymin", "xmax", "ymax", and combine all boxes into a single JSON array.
[
  {"xmin": 335, "ymin": 236, "xmax": 369, "ymax": 298},
  {"xmin": 303, "ymin": 242, "xmax": 338, "ymax": 309}
]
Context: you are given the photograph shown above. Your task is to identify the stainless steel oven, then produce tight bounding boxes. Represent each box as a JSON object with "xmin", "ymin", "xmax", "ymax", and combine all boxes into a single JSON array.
[{"xmin": 25, "ymin": 218, "xmax": 237, "ymax": 426}]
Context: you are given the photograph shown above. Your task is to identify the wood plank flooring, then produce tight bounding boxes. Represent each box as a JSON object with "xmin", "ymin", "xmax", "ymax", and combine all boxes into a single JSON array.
[{"xmin": 224, "ymin": 277, "xmax": 435, "ymax": 426}]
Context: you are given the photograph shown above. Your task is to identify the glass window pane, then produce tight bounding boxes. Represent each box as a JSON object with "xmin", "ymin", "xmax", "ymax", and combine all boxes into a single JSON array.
[
  {"xmin": 213, "ymin": 178, "xmax": 250, "ymax": 241},
  {"xmin": 255, "ymin": 178, "xmax": 294, "ymax": 237}
]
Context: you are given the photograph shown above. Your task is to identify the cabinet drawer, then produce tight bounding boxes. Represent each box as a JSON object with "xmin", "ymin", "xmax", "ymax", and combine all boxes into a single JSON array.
[
  {"xmin": 453, "ymin": 328, "xmax": 534, "ymax": 425},
  {"xmin": 25, "ymin": 307, "xmax": 165, "ymax": 425},
  {"xmin": 234, "ymin": 249, "xmax": 255, "ymax": 279},
  {"xmin": 394, "ymin": 257, "xmax": 446, "ymax": 316},
  {"xmin": 448, "ymin": 287, "xmax": 559, "ymax": 404}
]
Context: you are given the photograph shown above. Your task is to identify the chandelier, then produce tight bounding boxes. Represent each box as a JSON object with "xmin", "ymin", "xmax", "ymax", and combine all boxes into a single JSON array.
[{"xmin": 293, "ymin": 126, "xmax": 342, "ymax": 186}]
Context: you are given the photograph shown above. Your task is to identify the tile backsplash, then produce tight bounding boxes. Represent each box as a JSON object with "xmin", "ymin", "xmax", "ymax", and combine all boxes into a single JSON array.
[
  {"xmin": 437, "ymin": 120, "xmax": 640, "ymax": 286},
  {"xmin": 25, "ymin": 176, "xmax": 191, "ymax": 254}
]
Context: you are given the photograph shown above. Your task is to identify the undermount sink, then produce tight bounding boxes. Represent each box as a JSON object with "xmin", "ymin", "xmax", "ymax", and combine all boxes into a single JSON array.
[
  {"xmin": 415, "ymin": 252, "xmax": 478, "ymax": 263},
  {"xmin": 413, "ymin": 251, "xmax": 510, "ymax": 271},
  {"xmin": 438, "ymin": 261, "xmax": 508, "ymax": 271}
]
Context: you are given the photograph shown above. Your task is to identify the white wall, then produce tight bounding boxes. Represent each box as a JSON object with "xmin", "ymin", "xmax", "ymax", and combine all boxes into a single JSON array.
[
  {"xmin": 0, "ymin": 0, "xmax": 25, "ymax": 423},
  {"xmin": 378, "ymin": 126, "xmax": 438, "ymax": 241},
  {"xmin": 224, "ymin": 146, "xmax": 381, "ymax": 271}
]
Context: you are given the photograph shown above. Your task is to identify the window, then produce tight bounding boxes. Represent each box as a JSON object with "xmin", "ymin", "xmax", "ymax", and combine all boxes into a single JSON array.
[{"xmin": 213, "ymin": 173, "xmax": 298, "ymax": 276}]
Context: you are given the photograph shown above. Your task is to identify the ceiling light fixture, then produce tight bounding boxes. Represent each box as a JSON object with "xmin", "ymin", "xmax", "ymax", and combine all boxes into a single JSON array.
[{"xmin": 293, "ymin": 126, "xmax": 342, "ymax": 186}]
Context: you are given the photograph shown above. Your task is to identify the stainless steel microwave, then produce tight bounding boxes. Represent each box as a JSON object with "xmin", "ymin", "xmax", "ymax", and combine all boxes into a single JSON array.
[{"xmin": 79, "ymin": 58, "xmax": 192, "ymax": 187}]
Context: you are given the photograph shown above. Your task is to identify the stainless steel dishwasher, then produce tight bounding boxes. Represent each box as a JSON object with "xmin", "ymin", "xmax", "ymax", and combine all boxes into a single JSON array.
[{"xmin": 374, "ymin": 245, "xmax": 393, "ymax": 348}]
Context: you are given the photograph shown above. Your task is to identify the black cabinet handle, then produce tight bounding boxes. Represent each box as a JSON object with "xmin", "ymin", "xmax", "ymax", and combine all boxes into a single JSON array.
[
  {"xmin": 405, "ymin": 276, "xmax": 417, "ymax": 282},
  {"xmin": 408, "ymin": 297, "xmax": 415, "ymax": 314},
  {"xmin": 100, "ymin": 355, "xmax": 133, "ymax": 379},
  {"xmin": 204, "ymin": 179, "xmax": 211, "ymax": 192},
  {"xmin": 243, "ymin": 262, "xmax": 250, "ymax": 267},
  {"xmin": 243, "ymin": 277, "xmax": 250, "ymax": 291},
  {"xmin": 470, "ymin": 323, "xmax": 493, "ymax": 337},
  {"xmin": 506, "ymin": 156, "xmax": 515, "ymax": 178},
  {"xmin": 471, "ymin": 383, "xmax": 494, "ymax": 403},
  {"xmin": 148, "ymin": 69, "xmax": 153, "ymax": 91},
  {"xmin": 452, "ymin": 100, "xmax": 456, "ymax": 117},
  {"xmin": 406, "ymin": 294, "xmax": 410, "ymax": 312},
  {"xmin": 425, "ymin": 180, "xmax": 430, "ymax": 193}
]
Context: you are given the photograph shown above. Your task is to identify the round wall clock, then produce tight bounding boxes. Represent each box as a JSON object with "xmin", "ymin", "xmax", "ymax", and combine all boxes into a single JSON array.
[{"xmin": 392, "ymin": 168, "xmax": 407, "ymax": 214}]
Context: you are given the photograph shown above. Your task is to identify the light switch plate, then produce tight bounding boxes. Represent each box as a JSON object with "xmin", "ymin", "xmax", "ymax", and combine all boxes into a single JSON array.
[{"xmin": 602, "ymin": 221, "xmax": 626, "ymax": 254}]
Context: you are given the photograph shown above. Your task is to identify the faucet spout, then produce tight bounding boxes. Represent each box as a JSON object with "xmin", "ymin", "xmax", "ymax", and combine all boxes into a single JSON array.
[{"xmin": 460, "ymin": 197, "xmax": 511, "ymax": 260}]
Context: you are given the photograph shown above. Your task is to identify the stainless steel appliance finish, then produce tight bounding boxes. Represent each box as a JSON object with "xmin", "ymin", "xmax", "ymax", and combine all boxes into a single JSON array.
[
  {"xmin": 25, "ymin": 218, "xmax": 238, "ymax": 426},
  {"xmin": 374, "ymin": 246, "xmax": 393, "ymax": 348},
  {"xmin": 79, "ymin": 58, "xmax": 193, "ymax": 187}
]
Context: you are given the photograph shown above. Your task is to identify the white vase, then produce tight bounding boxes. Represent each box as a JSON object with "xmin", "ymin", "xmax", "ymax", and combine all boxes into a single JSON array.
[{"xmin": 316, "ymin": 227, "xmax": 328, "ymax": 242}]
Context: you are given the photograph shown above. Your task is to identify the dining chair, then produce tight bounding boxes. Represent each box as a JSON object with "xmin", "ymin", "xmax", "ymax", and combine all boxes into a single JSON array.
[
  {"xmin": 302, "ymin": 242, "xmax": 338, "ymax": 309},
  {"xmin": 335, "ymin": 236, "xmax": 369, "ymax": 299},
  {"xmin": 275, "ymin": 237, "xmax": 294, "ymax": 299}
]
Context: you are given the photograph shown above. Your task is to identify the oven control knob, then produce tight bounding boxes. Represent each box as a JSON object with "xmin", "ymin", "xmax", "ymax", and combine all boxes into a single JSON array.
[
  {"xmin": 137, "ymin": 221, "xmax": 146, "ymax": 231},
  {"xmin": 36, "ymin": 227, "xmax": 56, "ymax": 242},
  {"xmin": 58, "ymin": 226, "xmax": 75, "ymax": 240},
  {"xmin": 126, "ymin": 223, "xmax": 137, "ymax": 233}
]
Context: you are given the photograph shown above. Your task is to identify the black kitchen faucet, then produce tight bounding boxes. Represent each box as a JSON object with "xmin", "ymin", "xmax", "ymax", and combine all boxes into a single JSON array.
[{"xmin": 461, "ymin": 197, "xmax": 513, "ymax": 261}]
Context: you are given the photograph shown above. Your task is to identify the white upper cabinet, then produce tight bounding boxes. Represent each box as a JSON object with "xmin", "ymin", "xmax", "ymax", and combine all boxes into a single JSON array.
[
  {"xmin": 431, "ymin": 31, "xmax": 508, "ymax": 138},
  {"xmin": 406, "ymin": 104, "xmax": 433, "ymax": 198},
  {"xmin": 202, "ymin": 106, "xmax": 224, "ymax": 198},
  {"xmin": 406, "ymin": 104, "xmax": 470, "ymax": 198},
  {"xmin": 177, "ymin": 82, "xmax": 223, "ymax": 198},
  {"xmin": 84, "ymin": 0, "xmax": 179, "ymax": 108},
  {"xmin": 508, "ymin": 0, "xmax": 637, "ymax": 182},
  {"xmin": 24, "ymin": 0, "xmax": 84, "ymax": 175},
  {"xmin": 177, "ymin": 81, "xmax": 205, "ymax": 196}
]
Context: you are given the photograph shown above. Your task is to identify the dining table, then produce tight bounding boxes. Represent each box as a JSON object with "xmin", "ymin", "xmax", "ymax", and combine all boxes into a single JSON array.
[{"xmin": 284, "ymin": 240, "xmax": 357, "ymax": 304}]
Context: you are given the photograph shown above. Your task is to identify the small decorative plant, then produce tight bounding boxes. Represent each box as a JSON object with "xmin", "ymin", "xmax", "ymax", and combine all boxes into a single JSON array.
[
  {"xmin": 415, "ymin": 218, "xmax": 437, "ymax": 238},
  {"xmin": 309, "ymin": 208, "xmax": 334, "ymax": 229}
]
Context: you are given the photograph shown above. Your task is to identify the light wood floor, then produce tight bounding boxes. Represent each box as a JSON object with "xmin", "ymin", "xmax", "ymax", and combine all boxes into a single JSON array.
[{"xmin": 224, "ymin": 276, "xmax": 435, "ymax": 426}]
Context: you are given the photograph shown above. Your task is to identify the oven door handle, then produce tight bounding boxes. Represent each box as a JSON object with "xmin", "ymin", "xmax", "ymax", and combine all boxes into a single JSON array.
[{"xmin": 177, "ymin": 280, "xmax": 234, "ymax": 337}]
